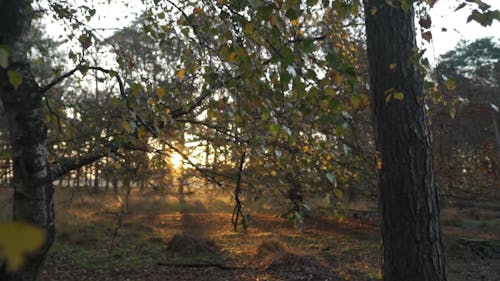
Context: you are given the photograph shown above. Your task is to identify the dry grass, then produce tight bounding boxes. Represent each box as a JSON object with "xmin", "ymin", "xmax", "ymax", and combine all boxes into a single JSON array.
[{"xmin": 2, "ymin": 186, "xmax": 499, "ymax": 280}]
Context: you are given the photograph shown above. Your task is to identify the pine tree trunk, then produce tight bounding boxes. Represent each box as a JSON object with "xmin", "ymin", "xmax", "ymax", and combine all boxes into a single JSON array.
[{"xmin": 363, "ymin": 1, "xmax": 447, "ymax": 281}]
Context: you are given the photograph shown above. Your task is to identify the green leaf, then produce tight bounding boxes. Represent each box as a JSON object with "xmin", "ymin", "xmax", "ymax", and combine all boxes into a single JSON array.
[
  {"xmin": 301, "ymin": 39, "xmax": 315, "ymax": 53},
  {"xmin": 454, "ymin": 2, "xmax": 466, "ymax": 12},
  {"xmin": 326, "ymin": 172, "xmax": 335, "ymax": 183},
  {"xmin": 467, "ymin": 9, "xmax": 500, "ymax": 26},
  {"xmin": 0, "ymin": 47, "xmax": 9, "ymax": 68},
  {"xmin": 121, "ymin": 120, "xmax": 133, "ymax": 133},
  {"xmin": 350, "ymin": 95, "xmax": 361, "ymax": 108},
  {"xmin": 325, "ymin": 52, "xmax": 339, "ymax": 68},
  {"xmin": 108, "ymin": 70, "xmax": 118, "ymax": 77},
  {"xmin": 243, "ymin": 22, "xmax": 255, "ymax": 36},
  {"xmin": 334, "ymin": 188, "xmax": 343, "ymax": 198},
  {"xmin": 285, "ymin": 8, "xmax": 299, "ymax": 19},
  {"xmin": 7, "ymin": 70, "xmax": 23, "ymax": 90},
  {"xmin": 269, "ymin": 123, "xmax": 280, "ymax": 136},
  {"xmin": 0, "ymin": 222, "xmax": 45, "ymax": 272},
  {"xmin": 280, "ymin": 46, "xmax": 294, "ymax": 65},
  {"xmin": 78, "ymin": 34, "xmax": 92, "ymax": 49},
  {"xmin": 401, "ymin": 0, "xmax": 411, "ymax": 12},
  {"xmin": 131, "ymin": 82, "xmax": 142, "ymax": 96},
  {"xmin": 445, "ymin": 78, "xmax": 457, "ymax": 90},
  {"xmin": 248, "ymin": 0, "xmax": 265, "ymax": 9}
]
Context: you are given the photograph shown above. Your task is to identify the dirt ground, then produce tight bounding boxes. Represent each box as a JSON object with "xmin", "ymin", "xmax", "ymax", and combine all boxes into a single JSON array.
[{"xmin": 1, "ymin": 188, "xmax": 499, "ymax": 281}]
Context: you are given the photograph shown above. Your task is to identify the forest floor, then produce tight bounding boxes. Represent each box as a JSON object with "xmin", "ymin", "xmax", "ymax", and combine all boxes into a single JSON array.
[{"xmin": 1, "ymin": 187, "xmax": 499, "ymax": 281}]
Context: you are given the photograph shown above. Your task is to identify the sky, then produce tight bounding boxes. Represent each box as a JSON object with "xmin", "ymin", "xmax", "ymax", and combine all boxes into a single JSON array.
[
  {"xmin": 427, "ymin": 0, "xmax": 500, "ymax": 61},
  {"xmin": 44, "ymin": 0, "xmax": 500, "ymax": 64}
]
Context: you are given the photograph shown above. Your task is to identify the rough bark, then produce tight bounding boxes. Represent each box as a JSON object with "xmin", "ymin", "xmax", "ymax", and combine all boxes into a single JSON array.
[
  {"xmin": 363, "ymin": 1, "xmax": 447, "ymax": 281},
  {"xmin": 0, "ymin": 1, "xmax": 55, "ymax": 280}
]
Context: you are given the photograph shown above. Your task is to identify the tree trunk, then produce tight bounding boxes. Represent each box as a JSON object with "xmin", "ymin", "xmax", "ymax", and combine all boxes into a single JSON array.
[
  {"xmin": 0, "ymin": 2, "xmax": 55, "ymax": 280},
  {"xmin": 75, "ymin": 168, "xmax": 81, "ymax": 189},
  {"xmin": 491, "ymin": 110, "xmax": 500, "ymax": 159},
  {"xmin": 112, "ymin": 175, "xmax": 119, "ymax": 196},
  {"xmin": 363, "ymin": 1, "xmax": 447, "ymax": 281},
  {"xmin": 93, "ymin": 161, "xmax": 100, "ymax": 192}
]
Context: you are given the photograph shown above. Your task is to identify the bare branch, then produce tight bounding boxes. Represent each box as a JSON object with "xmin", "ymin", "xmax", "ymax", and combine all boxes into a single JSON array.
[
  {"xmin": 50, "ymin": 142, "xmax": 147, "ymax": 180},
  {"xmin": 38, "ymin": 65, "xmax": 80, "ymax": 93}
]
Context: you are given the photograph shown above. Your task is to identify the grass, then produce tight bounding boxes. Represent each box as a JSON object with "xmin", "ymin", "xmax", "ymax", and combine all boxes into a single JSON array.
[
  {"xmin": 47, "ymin": 188, "xmax": 500, "ymax": 269},
  {"xmin": 2, "ymin": 185, "xmax": 500, "ymax": 280}
]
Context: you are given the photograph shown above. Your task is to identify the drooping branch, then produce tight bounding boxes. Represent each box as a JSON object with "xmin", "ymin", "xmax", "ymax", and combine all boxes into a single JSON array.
[
  {"xmin": 50, "ymin": 148, "xmax": 115, "ymax": 181},
  {"xmin": 38, "ymin": 65, "xmax": 80, "ymax": 93},
  {"xmin": 50, "ymin": 142, "xmax": 147, "ymax": 180}
]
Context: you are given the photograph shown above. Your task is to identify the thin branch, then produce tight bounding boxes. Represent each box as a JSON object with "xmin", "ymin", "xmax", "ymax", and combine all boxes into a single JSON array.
[
  {"xmin": 279, "ymin": 35, "xmax": 326, "ymax": 51},
  {"xmin": 43, "ymin": 94, "xmax": 63, "ymax": 132},
  {"xmin": 177, "ymin": 119, "xmax": 241, "ymax": 141},
  {"xmin": 38, "ymin": 64, "xmax": 81, "ymax": 93},
  {"xmin": 50, "ymin": 142, "xmax": 147, "ymax": 180},
  {"xmin": 164, "ymin": 0, "xmax": 214, "ymax": 51},
  {"xmin": 160, "ymin": 139, "xmax": 224, "ymax": 188},
  {"xmin": 50, "ymin": 146, "xmax": 117, "ymax": 180},
  {"xmin": 170, "ymin": 87, "xmax": 215, "ymax": 119}
]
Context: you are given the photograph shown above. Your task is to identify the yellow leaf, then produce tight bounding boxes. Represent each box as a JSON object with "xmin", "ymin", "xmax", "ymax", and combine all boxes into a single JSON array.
[
  {"xmin": 156, "ymin": 87, "xmax": 167, "ymax": 99},
  {"xmin": 290, "ymin": 19, "xmax": 299, "ymax": 26},
  {"xmin": 121, "ymin": 120, "xmax": 133, "ymax": 133},
  {"xmin": 324, "ymin": 87, "xmax": 336, "ymax": 97},
  {"xmin": 0, "ymin": 47, "xmax": 9, "ymax": 68},
  {"xmin": 7, "ymin": 70, "xmax": 23, "ymax": 90},
  {"xmin": 303, "ymin": 145, "xmax": 311, "ymax": 153},
  {"xmin": 177, "ymin": 69, "xmax": 185, "ymax": 80},
  {"xmin": 137, "ymin": 128, "xmax": 148, "ymax": 139},
  {"xmin": 0, "ymin": 222, "xmax": 45, "ymax": 272},
  {"xmin": 386, "ymin": 94, "xmax": 392, "ymax": 103},
  {"xmin": 270, "ymin": 170, "xmax": 277, "ymax": 176},
  {"xmin": 394, "ymin": 92, "xmax": 405, "ymax": 101},
  {"xmin": 445, "ymin": 78, "xmax": 456, "ymax": 90},
  {"xmin": 350, "ymin": 95, "xmax": 361, "ymax": 108},
  {"xmin": 147, "ymin": 98, "xmax": 156, "ymax": 106},
  {"xmin": 193, "ymin": 6, "xmax": 202, "ymax": 14},
  {"xmin": 370, "ymin": 7, "xmax": 377, "ymax": 15},
  {"xmin": 389, "ymin": 63, "xmax": 397, "ymax": 71},
  {"xmin": 243, "ymin": 22, "xmax": 255, "ymax": 35},
  {"xmin": 329, "ymin": 70, "xmax": 342, "ymax": 84},
  {"xmin": 376, "ymin": 152, "xmax": 382, "ymax": 170},
  {"xmin": 270, "ymin": 14, "xmax": 279, "ymax": 26}
]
